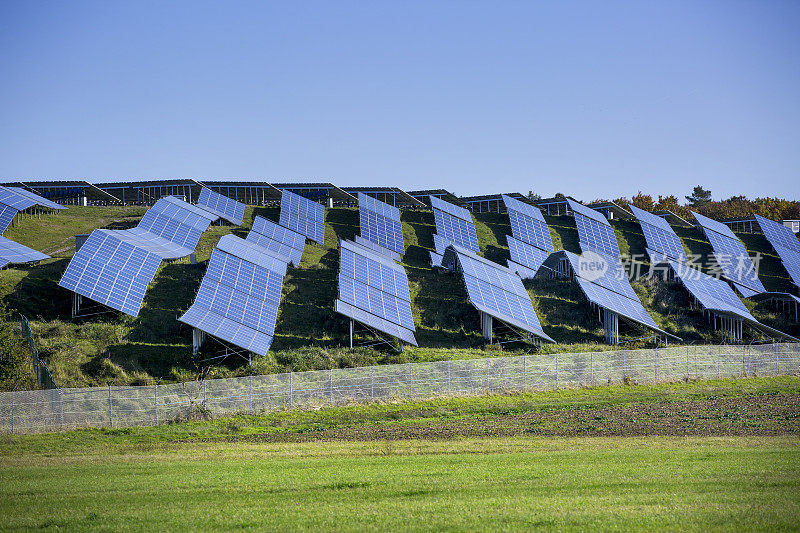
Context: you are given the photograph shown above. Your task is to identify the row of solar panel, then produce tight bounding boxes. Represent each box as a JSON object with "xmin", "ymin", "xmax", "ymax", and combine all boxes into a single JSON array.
[{"xmin": 0, "ymin": 186, "xmax": 65, "ymax": 268}]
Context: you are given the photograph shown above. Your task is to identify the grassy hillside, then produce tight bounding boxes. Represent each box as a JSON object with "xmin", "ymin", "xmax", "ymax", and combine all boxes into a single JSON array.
[{"xmin": 0, "ymin": 205, "xmax": 798, "ymax": 388}]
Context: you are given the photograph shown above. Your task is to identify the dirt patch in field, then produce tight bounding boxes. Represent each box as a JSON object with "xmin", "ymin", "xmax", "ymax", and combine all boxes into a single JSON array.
[{"xmin": 212, "ymin": 393, "xmax": 800, "ymax": 443}]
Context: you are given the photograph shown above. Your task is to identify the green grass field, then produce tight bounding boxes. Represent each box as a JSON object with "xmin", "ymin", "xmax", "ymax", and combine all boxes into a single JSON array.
[
  {"xmin": 2, "ymin": 378, "xmax": 799, "ymax": 531},
  {"xmin": 1, "ymin": 205, "xmax": 798, "ymax": 389}
]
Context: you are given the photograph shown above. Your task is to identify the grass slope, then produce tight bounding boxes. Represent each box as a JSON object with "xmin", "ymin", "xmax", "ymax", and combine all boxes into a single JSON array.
[{"xmin": 0, "ymin": 206, "xmax": 798, "ymax": 388}]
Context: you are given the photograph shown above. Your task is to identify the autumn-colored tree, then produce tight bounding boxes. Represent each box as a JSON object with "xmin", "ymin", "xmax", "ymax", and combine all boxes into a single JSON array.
[{"xmin": 630, "ymin": 191, "xmax": 654, "ymax": 211}]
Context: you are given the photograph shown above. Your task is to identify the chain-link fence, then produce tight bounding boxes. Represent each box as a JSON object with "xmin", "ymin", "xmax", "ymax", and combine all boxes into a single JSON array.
[{"xmin": 1, "ymin": 342, "xmax": 798, "ymax": 434}]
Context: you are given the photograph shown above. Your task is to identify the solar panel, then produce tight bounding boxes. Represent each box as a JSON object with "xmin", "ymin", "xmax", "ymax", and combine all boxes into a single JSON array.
[
  {"xmin": 0, "ymin": 235, "xmax": 49, "ymax": 267},
  {"xmin": 503, "ymin": 195, "xmax": 554, "ymax": 252},
  {"xmin": 179, "ymin": 235, "xmax": 287, "ymax": 356},
  {"xmin": 430, "ymin": 195, "xmax": 472, "ymax": 221},
  {"xmin": 506, "ymin": 235, "xmax": 550, "ymax": 277},
  {"xmin": 59, "ymin": 196, "xmax": 220, "ymax": 317},
  {"xmin": 197, "ymin": 188, "xmax": 245, "ymax": 225},
  {"xmin": 692, "ymin": 212, "xmax": 738, "ymax": 240},
  {"xmin": 431, "ymin": 200, "xmax": 479, "ymax": 253},
  {"xmin": 754, "ymin": 214, "xmax": 800, "ymax": 290},
  {"xmin": 137, "ymin": 196, "xmax": 218, "ymax": 252},
  {"xmin": 548, "ymin": 250, "xmax": 670, "ymax": 336},
  {"xmin": 246, "ymin": 216, "xmax": 305, "ymax": 267},
  {"xmin": 629, "ymin": 204, "xmax": 687, "ymax": 263},
  {"xmin": 6, "ymin": 187, "xmax": 65, "ymax": 210},
  {"xmin": 0, "ymin": 204, "xmax": 18, "ymax": 234},
  {"xmin": 442, "ymin": 244, "xmax": 553, "ymax": 343},
  {"xmin": 700, "ymin": 224, "xmax": 766, "ymax": 295},
  {"xmin": 667, "ymin": 259, "xmax": 797, "ymax": 341},
  {"xmin": 336, "ymin": 240, "xmax": 417, "ymax": 345},
  {"xmin": 279, "ymin": 189, "xmax": 325, "ymax": 245},
  {"xmin": 567, "ymin": 199, "xmax": 620, "ymax": 257},
  {"xmin": 358, "ymin": 192, "xmax": 404, "ymax": 255},
  {"xmin": 58, "ymin": 230, "xmax": 163, "ymax": 316},
  {"xmin": 667, "ymin": 259, "xmax": 752, "ymax": 317},
  {"xmin": 755, "ymin": 214, "xmax": 800, "ymax": 252},
  {"xmin": 772, "ymin": 244, "xmax": 800, "ymax": 289},
  {"xmin": 0, "ymin": 187, "xmax": 36, "ymax": 211}
]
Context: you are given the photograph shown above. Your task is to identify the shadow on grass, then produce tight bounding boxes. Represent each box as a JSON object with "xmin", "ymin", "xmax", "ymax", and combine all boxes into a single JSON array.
[
  {"xmin": 5, "ymin": 258, "xmax": 72, "ymax": 320},
  {"xmin": 546, "ymin": 215, "xmax": 581, "ymax": 254}
]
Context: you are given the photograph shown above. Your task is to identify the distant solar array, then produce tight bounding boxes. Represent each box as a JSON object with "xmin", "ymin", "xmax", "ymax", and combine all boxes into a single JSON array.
[
  {"xmin": 629, "ymin": 204, "xmax": 687, "ymax": 264},
  {"xmin": 755, "ymin": 214, "xmax": 800, "ymax": 290},
  {"xmin": 180, "ymin": 235, "xmax": 288, "ymax": 356},
  {"xmin": 197, "ymin": 187, "xmax": 246, "ymax": 225},
  {"xmin": 429, "ymin": 196, "xmax": 479, "ymax": 267},
  {"xmin": 503, "ymin": 194, "xmax": 554, "ymax": 278},
  {"xmin": 693, "ymin": 212, "xmax": 766, "ymax": 297},
  {"xmin": 279, "ymin": 189, "xmax": 325, "ymax": 245},
  {"xmin": 0, "ymin": 236, "xmax": 49, "ymax": 270},
  {"xmin": 336, "ymin": 239, "xmax": 417, "ymax": 346},
  {"xmin": 358, "ymin": 193, "xmax": 404, "ymax": 256},
  {"xmin": 59, "ymin": 196, "xmax": 219, "ymax": 317},
  {"xmin": 567, "ymin": 199, "xmax": 621, "ymax": 257}
]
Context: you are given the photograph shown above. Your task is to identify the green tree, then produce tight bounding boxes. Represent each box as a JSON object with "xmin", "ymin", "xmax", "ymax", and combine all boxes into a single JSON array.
[{"xmin": 685, "ymin": 185, "xmax": 712, "ymax": 207}]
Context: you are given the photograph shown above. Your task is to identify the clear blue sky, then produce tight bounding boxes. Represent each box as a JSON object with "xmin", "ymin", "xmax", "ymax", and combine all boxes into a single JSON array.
[{"xmin": 1, "ymin": 0, "xmax": 798, "ymax": 201}]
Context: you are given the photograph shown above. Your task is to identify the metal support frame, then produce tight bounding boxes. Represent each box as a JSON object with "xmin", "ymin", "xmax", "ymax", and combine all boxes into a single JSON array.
[
  {"xmin": 70, "ymin": 293, "xmax": 117, "ymax": 319},
  {"xmin": 197, "ymin": 332, "xmax": 253, "ymax": 365},
  {"xmin": 479, "ymin": 311, "xmax": 543, "ymax": 349},
  {"xmin": 347, "ymin": 319, "xmax": 403, "ymax": 353}
]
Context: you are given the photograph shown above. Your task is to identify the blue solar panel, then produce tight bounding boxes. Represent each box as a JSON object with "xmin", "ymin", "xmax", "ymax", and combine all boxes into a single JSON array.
[
  {"xmin": 58, "ymin": 230, "xmax": 163, "ymax": 316},
  {"xmin": 0, "ymin": 186, "xmax": 37, "ymax": 211},
  {"xmin": 692, "ymin": 211, "xmax": 738, "ymax": 240},
  {"xmin": 137, "ymin": 197, "xmax": 217, "ymax": 252},
  {"xmin": 432, "ymin": 208, "xmax": 479, "ymax": 253},
  {"xmin": 179, "ymin": 237, "xmax": 286, "ymax": 356},
  {"xmin": 0, "ymin": 204, "xmax": 18, "ymax": 234},
  {"xmin": 358, "ymin": 193, "xmax": 404, "ymax": 255},
  {"xmin": 336, "ymin": 240, "xmax": 417, "ymax": 345},
  {"xmin": 629, "ymin": 204, "xmax": 687, "ymax": 263},
  {"xmin": 6, "ymin": 187, "xmax": 65, "ymax": 210},
  {"xmin": 0, "ymin": 235, "xmax": 49, "ymax": 267},
  {"xmin": 574, "ymin": 214, "xmax": 620, "ymax": 257},
  {"xmin": 555, "ymin": 250, "xmax": 666, "ymax": 334},
  {"xmin": 755, "ymin": 214, "xmax": 800, "ymax": 252},
  {"xmin": 772, "ymin": 244, "xmax": 800, "ymax": 289},
  {"xmin": 754, "ymin": 214, "xmax": 800, "ymax": 290},
  {"xmin": 59, "ymin": 196, "xmax": 220, "ymax": 317},
  {"xmin": 506, "ymin": 235, "xmax": 550, "ymax": 275},
  {"xmin": 279, "ymin": 189, "xmax": 325, "ymax": 245},
  {"xmin": 197, "ymin": 188, "xmax": 245, "ymax": 225},
  {"xmin": 503, "ymin": 195, "xmax": 553, "ymax": 252},
  {"xmin": 443, "ymin": 244, "xmax": 553, "ymax": 342},
  {"xmin": 247, "ymin": 216, "xmax": 305, "ymax": 266},
  {"xmin": 429, "ymin": 196, "xmax": 472, "ymax": 221},
  {"xmin": 701, "ymin": 227, "xmax": 766, "ymax": 295},
  {"xmin": 567, "ymin": 198, "xmax": 609, "ymax": 226},
  {"xmin": 667, "ymin": 259, "xmax": 752, "ymax": 317}
]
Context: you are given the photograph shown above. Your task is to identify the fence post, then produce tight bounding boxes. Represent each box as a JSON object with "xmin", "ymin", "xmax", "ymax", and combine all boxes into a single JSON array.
[
  {"xmin": 10, "ymin": 391, "xmax": 13, "ymax": 434},
  {"xmin": 654, "ymin": 348, "xmax": 658, "ymax": 383},
  {"xmin": 775, "ymin": 342, "xmax": 780, "ymax": 375},
  {"xmin": 330, "ymin": 368, "xmax": 334, "ymax": 404},
  {"xmin": 107, "ymin": 384, "xmax": 113, "ymax": 427},
  {"xmin": 717, "ymin": 345, "xmax": 721, "ymax": 379},
  {"xmin": 202, "ymin": 380, "xmax": 206, "ymax": 404},
  {"xmin": 154, "ymin": 384, "xmax": 158, "ymax": 425},
  {"xmin": 409, "ymin": 363, "xmax": 414, "ymax": 397},
  {"xmin": 370, "ymin": 366, "xmax": 375, "ymax": 400},
  {"xmin": 485, "ymin": 358, "xmax": 490, "ymax": 393},
  {"xmin": 448, "ymin": 358, "xmax": 452, "ymax": 394},
  {"xmin": 248, "ymin": 375, "xmax": 253, "ymax": 413},
  {"xmin": 590, "ymin": 352, "xmax": 594, "ymax": 385},
  {"xmin": 289, "ymin": 372, "xmax": 293, "ymax": 408},
  {"xmin": 59, "ymin": 389, "xmax": 64, "ymax": 429},
  {"xmin": 555, "ymin": 353, "xmax": 559, "ymax": 389},
  {"xmin": 686, "ymin": 346, "xmax": 690, "ymax": 378},
  {"xmin": 522, "ymin": 355, "xmax": 527, "ymax": 391},
  {"xmin": 622, "ymin": 349, "xmax": 626, "ymax": 380}
]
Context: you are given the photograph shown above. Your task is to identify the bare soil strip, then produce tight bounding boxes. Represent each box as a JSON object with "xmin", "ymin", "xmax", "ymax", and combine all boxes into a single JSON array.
[{"xmin": 214, "ymin": 393, "xmax": 800, "ymax": 443}]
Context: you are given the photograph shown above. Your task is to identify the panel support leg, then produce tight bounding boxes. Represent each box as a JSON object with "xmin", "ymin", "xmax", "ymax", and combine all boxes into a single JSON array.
[
  {"xmin": 349, "ymin": 319, "xmax": 354, "ymax": 349},
  {"xmin": 480, "ymin": 312, "xmax": 493, "ymax": 343}
]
